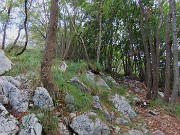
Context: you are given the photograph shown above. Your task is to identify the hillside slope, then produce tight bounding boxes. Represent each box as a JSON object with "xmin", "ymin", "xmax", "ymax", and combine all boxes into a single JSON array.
[{"xmin": 0, "ymin": 48, "xmax": 179, "ymax": 135}]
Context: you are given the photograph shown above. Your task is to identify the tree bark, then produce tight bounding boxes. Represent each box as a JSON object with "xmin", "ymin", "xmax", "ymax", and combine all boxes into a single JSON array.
[
  {"xmin": 164, "ymin": 12, "xmax": 171, "ymax": 103},
  {"xmin": 139, "ymin": 0, "xmax": 152, "ymax": 99},
  {"xmin": 153, "ymin": 4, "xmax": 163, "ymax": 99},
  {"xmin": 41, "ymin": 0, "xmax": 58, "ymax": 95},
  {"xmin": 97, "ymin": 1, "xmax": 102, "ymax": 64},
  {"xmin": 16, "ymin": 0, "xmax": 28, "ymax": 56},
  {"xmin": 170, "ymin": 0, "xmax": 179, "ymax": 107}
]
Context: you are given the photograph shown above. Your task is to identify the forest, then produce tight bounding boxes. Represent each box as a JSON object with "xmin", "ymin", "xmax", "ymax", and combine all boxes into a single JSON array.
[{"xmin": 0, "ymin": 0, "xmax": 179, "ymax": 135}]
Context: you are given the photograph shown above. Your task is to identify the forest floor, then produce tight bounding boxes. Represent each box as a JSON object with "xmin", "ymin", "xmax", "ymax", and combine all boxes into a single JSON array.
[{"xmin": 117, "ymin": 78, "xmax": 180, "ymax": 135}]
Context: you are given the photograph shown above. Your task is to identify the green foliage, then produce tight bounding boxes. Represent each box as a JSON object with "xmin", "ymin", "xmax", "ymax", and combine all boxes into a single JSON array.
[
  {"xmin": 36, "ymin": 110, "xmax": 59, "ymax": 135},
  {"xmin": 52, "ymin": 60, "xmax": 93, "ymax": 111},
  {"xmin": 174, "ymin": 105, "xmax": 180, "ymax": 118},
  {"xmin": 106, "ymin": 80, "xmax": 128, "ymax": 96}
]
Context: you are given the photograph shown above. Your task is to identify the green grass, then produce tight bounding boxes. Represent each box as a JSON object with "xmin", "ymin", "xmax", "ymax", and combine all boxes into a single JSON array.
[
  {"xmin": 174, "ymin": 104, "xmax": 180, "ymax": 118},
  {"xmin": 106, "ymin": 80, "xmax": 128, "ymax": 96},
  {"xmin": 52, "ymin": 60, "xmax": 93, "ymax": 111},
  {"xmin": 4, "ymin": 46, "xmax": 43, "ymax": 77},
  {"xmin": 149, "ymin": 99, "xmax": 167, "ymax": 109}
]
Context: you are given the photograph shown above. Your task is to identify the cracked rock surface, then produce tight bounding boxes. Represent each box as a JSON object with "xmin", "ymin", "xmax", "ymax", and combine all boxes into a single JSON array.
[
  {"xmin": 0, "ymin": 76, "xmax": 29, "ymax": 112},
  {"xmin": 0, "ymin": 104, "xmax": 19, "ymax": 135},
  {"xmin": 18, "ymin": 113, "xmax": 42, "ymax": 135},
  {"xmin": 86, "ymin": 71, "xmax": 111, "ymax": 90},
  {"xmin": 33, "ymin": 87, "xmax": 54, "ymax": 109},
  {"xmin": 110, "ymin": 94, "xmax": 137, "ymax": 118},
  {"xmin": 0, "ymin": 49, "xmax": 12, "ymax": 75},
  {"xmin": 70, "ymin": 112, "xmax": 110, "ymax": 135}
]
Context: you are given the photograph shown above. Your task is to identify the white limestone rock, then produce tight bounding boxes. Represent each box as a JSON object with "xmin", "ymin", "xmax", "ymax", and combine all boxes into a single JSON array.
[
  {"xmin": 0, "ymin": 49, "xmax": 12, "ymax": 75},
  {"xmin": 18, "ymin": 113, "xmax": 42, "ymax": 135},
  {"xmin": 70, "ymin": 112, "xmax": 110, "ymax": 135},
  {"xmin": 86, "ymin": 71, "xmax": 111, "ymax": 90},
  {"xmin": 110, "ymin": 94, "xmax": 137, "ymax": 117},
  {"xmin": 0, "ymin": 76, "xmax": 29, "ymax": 112},
  {"xmin": 106, "ymin": 76, "xmax": 119, "ymax": 86},
  {"xmin": 0, "ymin": 104, "xmax": 19, "ymax": 135},
  {"xmin": 33, "ymin": 87, "xmax": 54, "ymax": 110}
]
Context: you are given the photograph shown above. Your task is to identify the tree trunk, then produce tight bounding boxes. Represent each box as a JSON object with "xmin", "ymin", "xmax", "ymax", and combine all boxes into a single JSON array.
[
  {"xmin": 16, "ymin": 0, "xmax": 28, "ymax": 56},
  {"xmin": 41, "ymin": 0, "xmax": 58, "ymax": 95},
  {"xmin": 153, "ymin": 4, "xmax": 163, "ymax": 99},
  {"xmin": 1, "ymin": 0, "xmax": 13, "ymax": 50},
  {"xmin": 170, "ymin": 0, "xmax": 179, "ymax": 107},
  {"xmin": 139, "ymin": 0, "xmax": 152, "ymax": 99},
  {"xmin": 97, "ymin": 1, "xmax": 102, "ymax": 64},
  {"xmin": 164, "ymin": 12, "xmax": 171, "ymax": 102}
]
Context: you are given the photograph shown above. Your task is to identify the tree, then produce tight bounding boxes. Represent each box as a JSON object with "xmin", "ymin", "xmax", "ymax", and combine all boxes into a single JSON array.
[
  {"xmin": 139, "ymin": 0, "xmax": 152, "ymax": 99},
  {"xmin": 97, "ymin": 0, "xmax": 103, "ymax": 63},
  {"xmin": 41, "ymin": 0, "xmax": 59, "ymax": 95},
  {"xmin": 164, "ymin": 12, "xmax": 171, "ymax": 103},
  {"xmin": 1, "ymin": 0, "xmax": 13, "ymax": 50},
  {"xmin": 16, "ymin": 0, "xmax": 28, "ymax": 55},
  {"xmin": 170, "ymin": 0, "xmax": 179, "ymax": 107}
]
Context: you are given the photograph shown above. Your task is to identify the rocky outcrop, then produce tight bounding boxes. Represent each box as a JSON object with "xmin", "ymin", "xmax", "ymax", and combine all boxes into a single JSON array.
[
  {"xmin": 70, "ymin": 77, "xmax": 91, "ymax": 93},
  {"xmin": 110, "ymin": 94, "xmax": 137, "ymax": 117},
  {"xmin": 0, "ymin": 104, "xmax": 19, "ymax": 135},
  {"xmin": 0, "ymin": 76, "xmax": 29, "ymax": 112},
  {"xmin": 18, "ymin": 113, "xmax": 42, "ymax": 135},
  {"xmin": 86, "ymin": 71, "xmax": 111, "ymax": 90},
  {"xmin": 70, "ymin": 112, "xmax": 110, "ymax": 135},
  {"xmin": 106, "ymin": 76, "xmax": 119, "ymax": 86},
  {"xmin": 33, "ymin": 87, "xmax": 54, "ymax": 110},
  {"xmin": 0, "ymin": 49, "xmax": 12, "ymax": 75}
]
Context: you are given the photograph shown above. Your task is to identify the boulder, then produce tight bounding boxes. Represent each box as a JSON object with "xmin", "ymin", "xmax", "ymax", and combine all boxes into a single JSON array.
[
  {"xmin": 32, "ymin": 87, "xmax": 54, "ymax": 110},
  {"xmin": 0, "ymin": 76, "xmax": 29, "ymax": 112},
  {"xmin": 106, "ymin": 76, "xmax": 119, "ymax": 86},
  {"xmin": 0, "ymin": 104, "xmax": 19, "ymax": 135},
  {"xmin": 70, "ymin": 77, "xmax": 91, "ymax": 93},
  {"xmin": 0, "ymin": 49, "xmax": 12, "ymax": 75},
  {"xmin": 86, "ymin": 71, "xmax": 111, "ymax": 90},
  {"xmin": 70, "ymin": 112, "xmax": 110, "ymax": 135},
  {"xmin": 9, "ymin": 89, "xmax": 29, "ymax": 112},
  {"xmin": 110, "ymin": 94, "xmax": 137, "ymax": 117},
  {"xmin": 18, "ymin": 113, "xmax": 42, "ymax": 135},
  {"xmin": 92, "ymin": 96, "xmax": 101, "ymax": 110}
]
